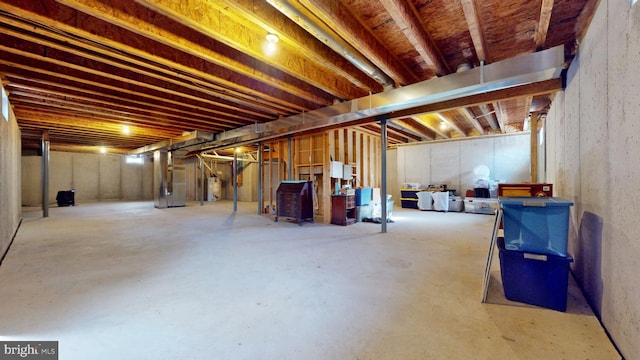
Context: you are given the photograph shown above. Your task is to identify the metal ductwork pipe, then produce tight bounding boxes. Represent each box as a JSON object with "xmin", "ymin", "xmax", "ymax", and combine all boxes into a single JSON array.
[
  {"xmin": 266, "ymin": 0, "xmax": 394, "ymax": 88},
  {"xmin": 195, "ymin": 45, "xmax": 565, "ymax": 153}
]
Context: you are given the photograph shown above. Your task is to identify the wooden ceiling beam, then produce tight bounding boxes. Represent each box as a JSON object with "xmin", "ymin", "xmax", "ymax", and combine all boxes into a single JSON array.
[
  {"xmin": 389, "ymin": 119, "xmax": 434, "ymax": 141},
  {"xmin": 4, "ymin": 74, "xmax": 248, "ymax": 125},
  {"xmin": 299, "ymin": 0, "xmax": 419, "ymax": 85},
  {"xmin": 385, "ymin": 126, "xmax": 414, "ymax": 144},
  {"xmin": 208, "ymin": 0, "xmax": 383, "ymax": 93},
  {"xmin": 12, "ymin": 97, "xmax": 226, "ymax": 133},
  {"xmin": 460, "ymin": 0, "xmax": 490, "ymax": 63},
  {"xmin": 360, "ymin": 124, "xmax": 408, "ymax": 144},
  {"xmin": 479, "ymin": 104, "xmax": 499, "ymax": 130},
  {"xmin": 0, "ymin": 61, "xmax": 253, "ymax": 126},
  {"xmin": 7, "ymin": 85, "xmax": 232, "ymax": 129},
  {"xmin": 400, "ymin": 118, "xmax": 437, "ymax": 140},
  {"xmin": 459, "ymin": 0, "xmax": 500, "ymax": 134},
  {"xmin": 535, "ymin": 0, "xmax": 555, "ymax": 50},
  {"xmin": 0, "ymin": 41, "xmax": 271, "ymax": 122},
  {"xmin": 18, "ymin": 124, "xmax": 166, "ymax": 149},
  {"xmin": 385, "ymin": 123, "xmax": 424, "ymax": 142},
  {"xmin": 391, "ymin": 78, "xmax": 562, "ymax": 121},
  {"xmin": 437, "ymin": 112, "xmax": 467, "ymax": 137},
  {"xmin": 0, "ymin": 17, "xmax": 296, "ymax": 115},
  {"xmin": 458, "ymin": 108, "xmax": 485, "ymax": 135},
  {"xmin": 492, "ymin": 101, "xmax": 507, "ymax": 133},
  {"xmin": 0, "ymin": 0, "xmax": 329, "ymax": 109},
  {"xmin": 412, "ymin": 114, "xmax": 450, "ymax": 139},
  {"xmin": 133, "ymin": 0, "xmax": 368, "ymax": 101},
  {"xmin": 381, "ymin": 0, "xmax": 450, "ymax": 76},
  {"xmin": 15, "ymin": 108, "xmax": 182, "ymax": 137},
  {"xmin": 575, "ymin": 0, "xmax": 601, "ymax": 43}
]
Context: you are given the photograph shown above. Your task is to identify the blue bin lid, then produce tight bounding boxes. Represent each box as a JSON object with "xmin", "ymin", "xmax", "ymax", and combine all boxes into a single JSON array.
[{"xmin": 498, "ymin": 196, "xmax": 573, "ymax": 207}]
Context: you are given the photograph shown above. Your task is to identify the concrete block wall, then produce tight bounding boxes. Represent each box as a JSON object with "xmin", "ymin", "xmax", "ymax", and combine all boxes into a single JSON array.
[
  {"xmin": 389, "ymin": 133, "xmax": 530, "ymax": 200},
  {"xmin": 0, "ymin": 91, "xmax": 21, "ymax": 260},
  {"xmin": 545, "ymin": 0, "xmax": 640, "ymax": 357},
  {"xmin": 22, "ymin": 152, "xmax": 153, "ymax": 206}
]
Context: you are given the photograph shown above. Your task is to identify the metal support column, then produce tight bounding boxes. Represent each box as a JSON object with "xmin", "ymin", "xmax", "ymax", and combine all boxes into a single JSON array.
[
  {"xmin": 41, "ymin": 131, "xmax": 50, "ymax": 218},
  {"xmin": 233, "ymin": 150, "xmax": 238, "ymax": 212},
  {"xmin": 257, "ymin": 142, "xmax": 263, "ymax": 215},
  {"xmin": 200, "ymin": 155, "xmax": 204, "ymax": 206},
  {"xmin": 380, "ymin": 116, "xmax": 388, "ymax": 233}
]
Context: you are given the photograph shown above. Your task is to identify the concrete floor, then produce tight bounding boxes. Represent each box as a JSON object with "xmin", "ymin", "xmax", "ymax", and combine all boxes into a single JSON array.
[{"xmin": 0, "ymin": 201, "xmax": 620, "ymax": 360}]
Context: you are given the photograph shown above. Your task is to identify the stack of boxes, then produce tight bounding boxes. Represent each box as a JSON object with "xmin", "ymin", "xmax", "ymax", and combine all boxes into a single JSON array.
[{"xmin": 498, "ymin": 197, "xmax": 574, "ymax": 311}]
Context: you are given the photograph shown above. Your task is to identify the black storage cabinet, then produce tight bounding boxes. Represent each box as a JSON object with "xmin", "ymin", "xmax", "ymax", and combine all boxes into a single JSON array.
[
  {"xmin": 275, "ymin": 181, "xmax": 314, "ymax": 225},
  {"xmin": 56, "ymin": 189, "xmax": 76, "ymax": 206}
]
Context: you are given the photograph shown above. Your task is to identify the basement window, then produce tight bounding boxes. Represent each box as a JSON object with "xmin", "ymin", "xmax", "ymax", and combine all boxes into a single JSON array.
[
  {"xmin": 1, "ymin": 86, "xmax": 8, "ymax": 122},
  {"xmin": 125, "ymin": 155, "xmax": 144, "ymax": 165}
]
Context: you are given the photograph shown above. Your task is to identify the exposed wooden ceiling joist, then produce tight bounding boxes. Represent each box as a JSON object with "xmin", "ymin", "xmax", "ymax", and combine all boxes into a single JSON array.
[
  {"xmin": 296, "ymin": 0, "xmax": 419, "ymax": 85},
  {"xmin": 0, "ymin": 0, "xmax": 594, "ymax": 153},
  {"xmin": 460, "ymin": 0, "xmax": 489, "ymax": 64},
  {"xmin": 380, "ymin": 0, "xmax": 449, "ymax": 76}
]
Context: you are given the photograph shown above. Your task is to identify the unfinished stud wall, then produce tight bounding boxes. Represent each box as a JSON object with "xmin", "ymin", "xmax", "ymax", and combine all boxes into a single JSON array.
[
  {"xmin": 545, "ymin": 1, "xmax": 640, "ymax": 357},
  {"xmin": 263, "ymin": 128, "xmax": 382, "ymax": 223}
]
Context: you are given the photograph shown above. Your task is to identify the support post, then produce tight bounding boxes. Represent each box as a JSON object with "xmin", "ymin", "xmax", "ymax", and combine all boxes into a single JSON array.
[
  {"xmin": 200, "ymin": 155, "xmax": 204, "ymax": 206},
  {"xmin": 233, "ymin": 150, "xmax": 238, "ymax": 212},
  {"xmin": 530, "ymin": 112, "xmax": 539, "ymax": 182},
  {"xmin": 380, "ymin": 116, "xmax": 388, "ymax": 233},
  {"xmin": 257, "ymin": 142, "xmax": 264, "ymax": 215},
  {"xmin": 41, "ymin": 131, "xmax": 50, "ymax": 218}
]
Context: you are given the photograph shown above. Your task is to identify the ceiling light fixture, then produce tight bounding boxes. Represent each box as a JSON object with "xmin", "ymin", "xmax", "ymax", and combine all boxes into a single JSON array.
[
  {"xmin": 266, "ymin": 33, "xmax": 279, "ymax": 43},
  {"xmin": 122, "ymin": 125, "xmax": 130, "ymax": 135},
  {"xmin": 439, "ymin": 120, "xmax": 447, "ymax": 130}
]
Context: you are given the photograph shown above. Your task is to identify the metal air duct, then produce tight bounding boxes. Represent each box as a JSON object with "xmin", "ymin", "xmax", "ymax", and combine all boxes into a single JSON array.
[{"xmin": 196, "ymin": 45, "xmax": 566, "ymax": 152}]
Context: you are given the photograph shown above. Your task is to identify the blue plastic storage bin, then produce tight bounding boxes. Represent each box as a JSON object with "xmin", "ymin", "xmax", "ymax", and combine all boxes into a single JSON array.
[
  {"xmin": 498, "ymin": 237, "xmax": 573, "ymax": 312},
  {"xmin": 355, "ymin": 188, "xmax": 372, "ymax": 206},
  {"xmin": 499, "ymin": 196, "xmax": 573, "ymax": 256}
]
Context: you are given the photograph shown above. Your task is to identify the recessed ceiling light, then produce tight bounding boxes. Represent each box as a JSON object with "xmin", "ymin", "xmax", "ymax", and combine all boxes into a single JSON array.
[
  {"xmin": 122, "ymin": 125, "xmax": 130, "ymax": 135},
  {"xmin": 266, "ymin": 33, "xmax": 279, "ymax": 43}
]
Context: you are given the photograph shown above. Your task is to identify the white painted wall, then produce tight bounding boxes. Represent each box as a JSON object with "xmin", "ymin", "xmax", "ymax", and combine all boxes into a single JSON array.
[
  {"xmin": 545, "ymin": 1, "xmax": 640, "ymax": 357},
  {"xmin": 389, "ymin": 133, "xmax": 530, "ymax": 200}
]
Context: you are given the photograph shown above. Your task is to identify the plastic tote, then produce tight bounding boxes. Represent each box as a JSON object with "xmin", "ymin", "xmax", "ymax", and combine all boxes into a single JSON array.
[
  {"xmin": 499, "ymin": 196, "xmax": 573, "ymax": 256},
  {"xmin": 498, "ymin": 237, "xmax": 573, "ymax": 312}
]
